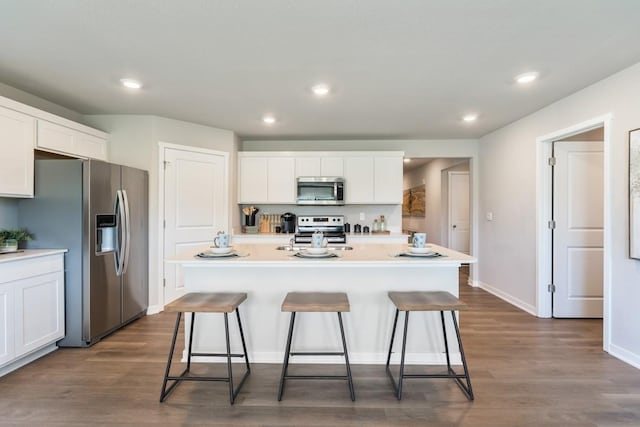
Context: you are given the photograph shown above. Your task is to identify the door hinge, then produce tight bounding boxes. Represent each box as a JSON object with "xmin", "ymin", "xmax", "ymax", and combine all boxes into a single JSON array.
[
  {"xmin": 163, "ymin": 278, "xmax": 166, "ymax": 288},
  {"xmin": 548, "ymin": 157, "xmax": 556, "ymax": 166},
  {"xmin": 163, "ymin": 219, "xmax": 166, "ymax": 229},
  {"xmin": 548, "ymin": 283, "xmax": 556, "ymax": 293},
  {"xmin": 164, "ymin": 160, "xmax": 170, "ymax": 170},
  {"xmin": 548, "ymin": 220, "xmax": 556, "ymax": 229}
]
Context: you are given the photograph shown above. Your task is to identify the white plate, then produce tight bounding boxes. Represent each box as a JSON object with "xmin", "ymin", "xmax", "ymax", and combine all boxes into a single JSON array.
[
  {"xmin": 409, "ymin": 247, "xmax": 433, "ymax": 255},
  {"xmin": 208, "ymin": 246, "xmax": 233, "ymax": 254},
  {"xmin": 306, "ymin": 247, "xmax": 328, "ymax": 255},
  {"xmin": 197, "ymin": 251, "xmax": 238, "ymax": 258},
  {"xmin": 296, "ymin": 251, "xmax": 338, "ymax": 258}
]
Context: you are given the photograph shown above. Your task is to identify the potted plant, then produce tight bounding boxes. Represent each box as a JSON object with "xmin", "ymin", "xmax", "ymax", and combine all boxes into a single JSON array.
[{"xmin": 0, "ymin": 228, "xmax": 33, "ymax": 253}]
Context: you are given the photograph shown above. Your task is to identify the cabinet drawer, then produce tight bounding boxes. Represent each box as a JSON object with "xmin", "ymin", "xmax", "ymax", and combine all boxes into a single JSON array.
[{"xmin": 0, "ymin": 254, "xmax": 64, "ymax": 284}]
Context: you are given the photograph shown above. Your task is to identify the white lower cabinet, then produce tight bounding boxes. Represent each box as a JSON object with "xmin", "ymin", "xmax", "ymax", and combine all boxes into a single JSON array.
[{"xmin": 0, "ymin": 252, "xmax": 65, "ymax": 376}]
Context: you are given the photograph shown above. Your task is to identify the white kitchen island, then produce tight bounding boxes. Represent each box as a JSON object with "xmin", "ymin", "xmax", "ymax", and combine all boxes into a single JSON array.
[{"xmin": 169, "ymin": 243, "xmax": 475, "ymax": 365}]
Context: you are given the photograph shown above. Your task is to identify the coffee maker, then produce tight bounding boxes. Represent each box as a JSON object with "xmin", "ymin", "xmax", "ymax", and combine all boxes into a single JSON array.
[{"xmin": 281, "ymin": 212, "xmax": 296, "ymax": 233}]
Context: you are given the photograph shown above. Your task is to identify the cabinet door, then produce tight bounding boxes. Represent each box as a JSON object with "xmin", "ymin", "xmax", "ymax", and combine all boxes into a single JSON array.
[
  {"xmin": 14, "ymin": 271, "xmax": 65, "ymax": 357},
  {"xmin": 0, "ymin": 107, "xmax": 35, "ymax": 197},
  {"xmin": 344, "ymin": 156, "xmax": 374, "ymax": 203},
  {"xmin": 321, "ymin": 157, "xmax": 344, "ymax": 176},
  {"xmin": 0, "ymin": 284, "xmax": 15, "ymax": 367},
  {"xmin": 238, "ymin": 157, "xmax": 268, "ymax": 203},
  {"xmin": 267, "ymin": 157, "xmax": 295, "ymax": 203},
  {"xmin": 374, "ymin": 156, "xmax": 403, "ymax": 203},
  {"xmin": 295, "ymin": 157, "xmax": 321, "ymax": 177},
  {"xmin": 74, "ymin": 132, "xmax": 108, "ymax": 160},
  {"xmin": 37, "ymin": 120, "xmax": 108, "ymax": 160}
]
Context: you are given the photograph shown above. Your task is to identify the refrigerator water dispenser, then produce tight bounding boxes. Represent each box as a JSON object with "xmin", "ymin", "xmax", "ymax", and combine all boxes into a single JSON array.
[{"xmin": 96, "ymin": 214, "xmax": 116, "ymax": 253}]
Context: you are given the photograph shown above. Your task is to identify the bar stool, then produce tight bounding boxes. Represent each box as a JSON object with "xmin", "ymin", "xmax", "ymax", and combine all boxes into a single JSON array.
[
  {"xmin": 277, "ymin": 292, "xmax": 356, "ymax": 401},
  {"xmin": 385, "ymin": 291, "xmax": 474, "ymax": 400},
  {"xmin": 160, "ymin": 292, "xmax": 251, "ymax": 404}
]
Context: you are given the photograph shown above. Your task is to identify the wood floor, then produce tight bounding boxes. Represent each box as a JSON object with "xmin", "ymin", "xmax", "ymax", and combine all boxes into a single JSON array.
[{"xmin": 1, "ymin": 273, "xmax": 640, "ymax": 426}]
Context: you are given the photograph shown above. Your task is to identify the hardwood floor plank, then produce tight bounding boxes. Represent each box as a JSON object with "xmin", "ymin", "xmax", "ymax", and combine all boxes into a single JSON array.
[{"xmin": 1, "ymin": 270, "xmax": 639, "ymax": 426}]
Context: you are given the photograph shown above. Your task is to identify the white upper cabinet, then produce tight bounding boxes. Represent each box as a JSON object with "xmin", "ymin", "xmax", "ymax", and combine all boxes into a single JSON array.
[
  {"xmin": 344, "ymin": 156, "xmax": 374, "ymax": 203},
  {"xmin": 36, "ymin": 120, "xmax": 107, "ymax": 161},
  {"xmin": 295, "ymin": 157, "xmax": 321, "ymax": 177},
  {"xmin": 238, "ymin": 155, "xmax": 295, "ymax": 204},
  {"xmin": 374, "ymin": 155, "xmax": 403, "ymax": 203},
  {"xmin": 295, "ymin": 156, "xmax": 344, "ymax": 177},
  {"xmin": 239, "ymin": 151, "xmax": 402, "ymax": 205},
  {"xmin": 0, "ymin": 106, "xmax": 35, "ymax": 198}
]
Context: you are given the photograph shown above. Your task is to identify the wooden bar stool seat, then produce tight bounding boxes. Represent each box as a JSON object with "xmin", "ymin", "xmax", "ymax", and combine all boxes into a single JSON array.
[
  {"xmin": 386, "ymin": 291, "xmax": 474, "ymax": 400},
  {"xmin": 160, "ymin": 292, "xmax": 251, "ymax": 405},
  {"xmin": 277, "ymin": 292, "xmax": 355, "ymax": 401}
]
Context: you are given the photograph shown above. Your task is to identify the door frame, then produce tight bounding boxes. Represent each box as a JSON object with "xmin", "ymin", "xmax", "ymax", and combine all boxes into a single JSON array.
[
  {"xmin": 158, "ymin": 142, "xmax": 230, "ymax": 307},
  {"xmin": 447, "ymin": 171, "xmax": 470, "ymax": 253},
  {"xmin": 535, "ymin": 114, "xmax": 612, "ymax": 350}
]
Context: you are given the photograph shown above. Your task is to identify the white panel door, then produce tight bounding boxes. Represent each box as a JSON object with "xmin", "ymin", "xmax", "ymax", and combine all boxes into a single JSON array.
[
  {"xmin": 553, "ymin": 141, "xmax": 603, "ymax": 318},
  {"xmin": 164, "ymin": 147, "xmax": 228, "ymax": 304},
  {"xmin": 448, "ymin": 172, "xmax": 470, "ymax": 253}
]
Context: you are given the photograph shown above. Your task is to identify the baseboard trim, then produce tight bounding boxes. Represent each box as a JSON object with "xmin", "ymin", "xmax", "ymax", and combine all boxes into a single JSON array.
[
  {"xmin": 475, "ymin": 280, "xmax": 537, "ymax": 316},
  {"xmin": 0, "ymin": 344, "xmax": 58, "ymax": 378},
  {"xmin": 608, "ymin": 343, "xmax": 640, "ymax": 370},
  {"xmin": 146, "ymin": 305, "xmax": 163, "ymax": 315}
]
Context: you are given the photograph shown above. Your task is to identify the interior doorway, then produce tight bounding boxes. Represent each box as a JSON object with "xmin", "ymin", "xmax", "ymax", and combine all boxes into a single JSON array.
[{"xmin": 536, "ymin": 114, "xmax": 612, "ymax": 350}]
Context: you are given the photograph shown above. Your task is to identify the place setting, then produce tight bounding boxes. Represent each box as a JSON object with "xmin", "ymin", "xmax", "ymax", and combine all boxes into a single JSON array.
[
  {"xmin": 392, "ymin": 233, "xmax": 444, "ymax": 259},
  {"xmin": 291, "ymin": 231, "xmax": 340, "ymax": 259},
  {"xmin": 196, "ymin": 231, "xmax": 249, "ymax": 259}
]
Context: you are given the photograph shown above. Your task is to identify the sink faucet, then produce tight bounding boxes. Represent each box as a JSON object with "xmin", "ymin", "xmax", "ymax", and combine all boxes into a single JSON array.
[{"xmin": 289, "ymin": 238, "xmax": 295, "ymax": 251}]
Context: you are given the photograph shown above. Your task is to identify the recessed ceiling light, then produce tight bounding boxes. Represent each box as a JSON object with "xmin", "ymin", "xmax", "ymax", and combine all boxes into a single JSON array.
[
  {"xmin": 462, "ymin": 114, "xmax": 478, "ymax": 122},
  {"xmin": 311, "ymin": 84, "xmax": 330, "ymax": 96},
  {"xmin": 403, "ymin": 158, "xmax": 412, "ymax": 163},
  {"xmin": 515, "ymin": 72, "xmax": 539, "ymax": 84},
  {"xmin": 262, "ymin": 115, "xmax": 276, "ymax": 125},
  {"xmin": 120, "ymin": 78, "xmax": 143, "ymax": 89}
]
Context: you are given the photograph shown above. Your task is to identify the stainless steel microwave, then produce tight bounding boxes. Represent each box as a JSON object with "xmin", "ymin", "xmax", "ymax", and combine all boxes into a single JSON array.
[{"xmin": 296, "ymin": 177, "xmax": 345, "ymax": 205}]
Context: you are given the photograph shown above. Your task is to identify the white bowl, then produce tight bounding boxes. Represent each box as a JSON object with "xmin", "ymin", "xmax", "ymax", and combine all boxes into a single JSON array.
[
  {"xmin": 409, "ymin": 246, "xmax": 433, "ymax": 255},
  {"xmin": 306, "ymin": 247, "xmax": 328, "ymax": 255},
  {"xmin": 209, "ymin": 246, "xmax": 233, "ymax": 254}
]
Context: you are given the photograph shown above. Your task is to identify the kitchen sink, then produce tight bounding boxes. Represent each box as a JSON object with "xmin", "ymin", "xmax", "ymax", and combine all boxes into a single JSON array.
[{"xmin": 275, "ymin": 245, "xmax": 353, "ymax": 251}]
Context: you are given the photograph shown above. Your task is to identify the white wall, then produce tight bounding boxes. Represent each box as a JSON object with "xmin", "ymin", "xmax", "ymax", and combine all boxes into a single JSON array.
[
  {"xmin": 0, "ymin": 199, "xmax": 18, "ymax": 228},
  {"xmin": 0, "ymin": 82, "xmax": 84, "ymax": 123},
  {"xmin": 478, "ymin": 61, "xmax": 640, "ymax": 368},
  {"xmin": 83, "ymin": 115, "xmax": 237, "ymax": 312}
]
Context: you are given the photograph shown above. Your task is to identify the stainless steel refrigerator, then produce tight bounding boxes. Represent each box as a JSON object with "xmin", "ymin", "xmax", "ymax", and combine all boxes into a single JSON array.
[{"xmin": 18, "ymin": 158, "xmax": 148, "ymax": 347}]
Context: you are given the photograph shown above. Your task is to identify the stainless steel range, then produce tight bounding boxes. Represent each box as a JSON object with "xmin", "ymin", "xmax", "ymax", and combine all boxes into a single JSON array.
[{"xmin": 294, "ymin": 215, "xmax": 346, "ymax": 244}]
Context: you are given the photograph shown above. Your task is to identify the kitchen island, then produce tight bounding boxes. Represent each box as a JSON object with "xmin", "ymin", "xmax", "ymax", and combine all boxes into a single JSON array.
[{"xmin": 169, "ymin": 243, "xmax": 475, "ymax": 365}]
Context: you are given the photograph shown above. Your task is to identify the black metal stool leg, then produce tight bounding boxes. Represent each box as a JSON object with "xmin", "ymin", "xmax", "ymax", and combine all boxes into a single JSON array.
[
  {"xmin": 186, "ymin": 312, "xmax": 196, "ymax": 372},
  {"xmin": 397, "ymin": 311, "xmax": 410, "ymax": 400},
  {"xmin": 451, "ymin": 311, "xmax": 474, "ymax": 400},
  {"xmin": 337, "ymin": 312, "xmax": 356, "ymax": 401},
  {"xmin": 236, "ymin": 308, "xmax": 251, "ymax": 373},
  {"xmin": 440, "ymin": 311, "xmax": 452, "ymax": 371},
  {"xmin": 224, "ymin": 313, "xmax": 235, "ymax": 404},
  {"xmin": 385, "ymin": 309, "xmax": 399, "ymax": 369},
  {"xmin": 277, "ymin": 312, "xmax": 296, "ymax": 401},
  {"xmin": 160, "ymin": 312, "xmax": 183, "ymax": 402}
]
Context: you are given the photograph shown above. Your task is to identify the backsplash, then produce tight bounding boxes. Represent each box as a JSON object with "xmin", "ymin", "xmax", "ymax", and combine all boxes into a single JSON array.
[
  {"xmin": 237, "ymin": 204, "xmax": 402, "ymax": 233},
  {"xmin": 0, "ymin": 198, "xmax": 18, "ymax": 229}
]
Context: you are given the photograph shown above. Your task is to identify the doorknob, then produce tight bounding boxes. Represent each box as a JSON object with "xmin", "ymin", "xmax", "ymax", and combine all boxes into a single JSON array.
[{"xmin": 452, "ymin": 225, "xmax": 457, "ymax": 228}]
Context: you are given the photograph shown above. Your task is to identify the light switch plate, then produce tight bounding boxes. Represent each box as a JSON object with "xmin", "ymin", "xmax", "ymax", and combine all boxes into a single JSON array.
[
  {"xmin": 486, "ymin": 212, "xmax": 493, "ymax": 221},
  {"xmin": 359, "ymin": 212, "xmax": 365, "ymax": 221}
]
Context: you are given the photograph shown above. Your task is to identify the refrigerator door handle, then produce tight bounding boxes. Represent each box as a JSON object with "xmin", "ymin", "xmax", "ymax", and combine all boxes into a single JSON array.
[
  {"xmin": 114, "ymin": 190, "xmax": 126, "ymax": 276},
  {"xmin": 122, "ymin": 189, "xmax": 131, "ymax": 275}
]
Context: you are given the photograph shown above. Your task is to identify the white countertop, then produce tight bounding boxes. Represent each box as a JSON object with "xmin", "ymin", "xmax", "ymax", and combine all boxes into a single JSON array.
[
  {"xmin": 169, "ymin": 243, "xmax": 475, "ymax": 267},
  {"xmin": 0, "ymin": 249, "xmax": 68, "ymax": 264}
]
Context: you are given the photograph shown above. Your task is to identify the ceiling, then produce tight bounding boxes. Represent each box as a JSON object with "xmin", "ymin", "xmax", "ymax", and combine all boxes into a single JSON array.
[{"xmin": 2, "ymin": 1, "xmax": 640, "ymax": 140}]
